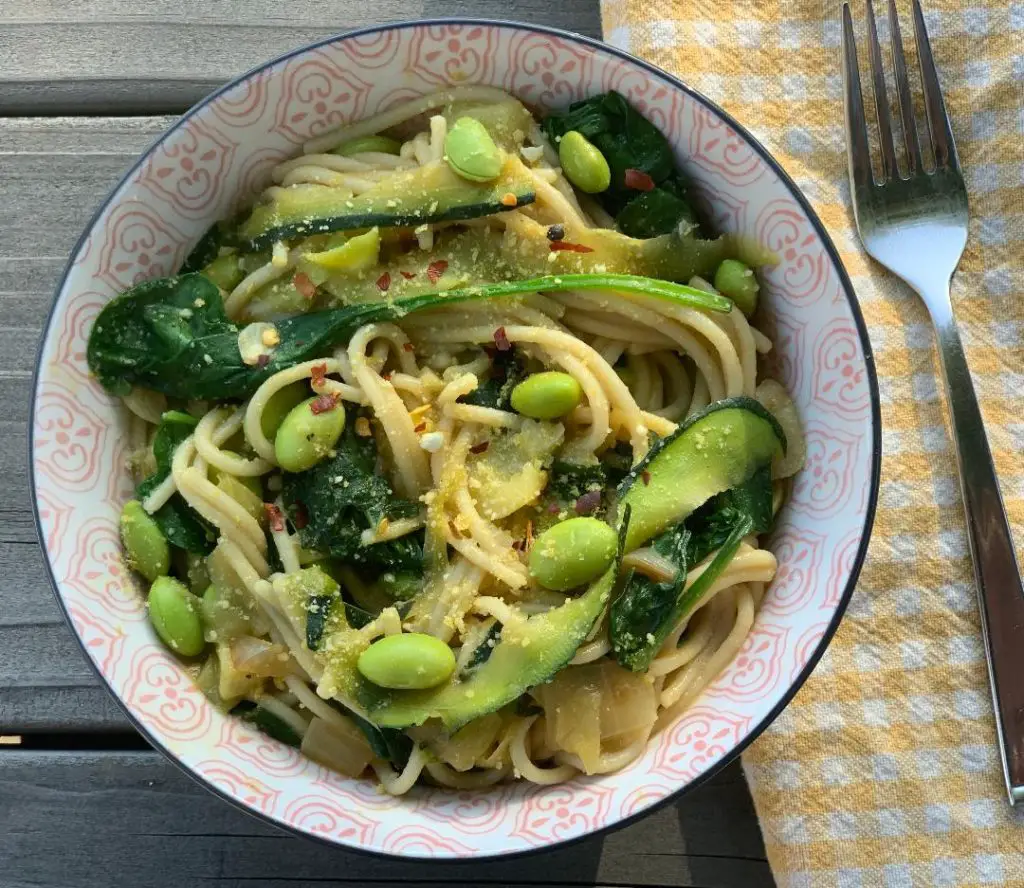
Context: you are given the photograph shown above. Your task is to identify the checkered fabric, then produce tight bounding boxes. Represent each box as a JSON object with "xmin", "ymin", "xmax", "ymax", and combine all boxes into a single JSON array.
[{"xmin": 600, "ymin": 0, "xmax": 1024, "ymax": 884}]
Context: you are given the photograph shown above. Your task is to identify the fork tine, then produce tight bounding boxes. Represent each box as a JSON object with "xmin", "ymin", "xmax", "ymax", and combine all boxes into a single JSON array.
[
  {"xmin": 864, "ymin": 0, "xmax": 899, "ymax": 181},
  {"xmin": 887, "ymin": 0, "xmax": 923, "ymax": 172},
  {"xmin": 842, "ymin": 3, "xmax": 874, "ymax": 195},
  {"xmin": 912, "ymin": 0, "xmax": 960, "ymax": 170}
]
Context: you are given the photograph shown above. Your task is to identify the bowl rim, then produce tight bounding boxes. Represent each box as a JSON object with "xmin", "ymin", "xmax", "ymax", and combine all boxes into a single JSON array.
[{"xmin": 29, "ymin": 16, "xmax": 882, "ymax": 862}]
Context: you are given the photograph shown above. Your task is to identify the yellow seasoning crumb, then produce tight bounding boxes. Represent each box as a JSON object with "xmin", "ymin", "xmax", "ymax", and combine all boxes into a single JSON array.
[
  {"xmin": 500, "ymin": 192, "xmax": 518, "ymax": 207},
  {"xmin": 355, "ymin": 417, "xmax": 372, "ymax": 437},
  {"xmin": 261, "ymin": 327, "xmax": 281, "ymax": 347}
]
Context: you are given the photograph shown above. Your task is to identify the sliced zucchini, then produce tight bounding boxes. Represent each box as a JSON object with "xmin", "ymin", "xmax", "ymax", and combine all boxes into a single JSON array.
[
  {"xmin": 239, "ymin": 156, "xmax": 535, "ymax": 250},
  {"xmin": 618, "ymin": 397, "xmax": 786, "ymax": 550}
]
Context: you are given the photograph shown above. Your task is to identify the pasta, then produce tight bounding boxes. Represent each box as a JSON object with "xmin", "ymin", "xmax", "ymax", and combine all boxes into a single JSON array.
[{"xmin": 89, "ymin": 87, "xmax": 807, "ymax": 795}]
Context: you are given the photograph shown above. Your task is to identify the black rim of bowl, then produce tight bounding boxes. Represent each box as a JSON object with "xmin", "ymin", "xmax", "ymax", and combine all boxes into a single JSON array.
[{"xmin": 29, "ymin": 17, "xmax": 882, "ymax": 863}]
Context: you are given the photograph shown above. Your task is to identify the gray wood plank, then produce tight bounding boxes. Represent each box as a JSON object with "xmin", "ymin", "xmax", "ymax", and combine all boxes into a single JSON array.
[
  {"xmin": 0, "ymin": 1, "xmax": 603, "ymax": 114},
  {"xmin": 0, "ymin": 751, "xmax": 771, "ymax": 888}
]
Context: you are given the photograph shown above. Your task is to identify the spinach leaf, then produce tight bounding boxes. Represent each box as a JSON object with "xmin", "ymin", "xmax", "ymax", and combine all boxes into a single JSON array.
[
  {"xmin": 180, "ymin": 221, "xmax": 235, "ymax": 273},
  {"xmin": 460, "ymin": 348, "xmax": 525, "ymax": 410},
  {"xmin": 281, "ymin": 419, "xmax": 423, "ymax": 574},
  {"xmin": 543, "ymin": 91, "xmax": 698, "ymax": 236},
  {"xmin": 463, "ymin": 622, "xmax": 503, "ymax": 673},
  {"xmin": 616, "ymin": 189, "xmax": 697, "ymax": 239},
  {"xmin": 609, "ymin": 467, "xmax": 774, "ymax": 672},
  {"xmin": 306, "ymin": 592, "xmax": 337, "ymax": 651},
  {"xmin": 87, "ymin": 273, "xmax": 729, "ymax": 402},
  {"xmin": 610, "ymin": 523, "xmax": 691, "ymax": 671},
  {"xmin": 136, "ymin": 410, "xmax": 216, "ymax": 554},
  {"xmin": 350, "ymin": 711, "xmax": 413, "ymax": 768},
  {"xmin": 547, "ymin": 460, "xmax": 608, "ymax": 503},
  {"xmin": 687, "ymin": 465, "xmax": 773, "ymax": 565},
  {"xmin": 231, "ymin": 701, "xmax": 302, "ymax": 748}
]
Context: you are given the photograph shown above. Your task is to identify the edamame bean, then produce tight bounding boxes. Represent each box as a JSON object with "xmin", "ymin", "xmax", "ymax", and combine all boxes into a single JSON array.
[
  {"xmin": 261, "ymin": 381, "xmax": 309, "ymax": 439},
  {"xmin": 334, "ymin": 135, "xmax": 402, "ymax": 157},
  {"xmin": 120, "ymin": 500, "xmax": 170, "ymax": 582},
  {"xmin": 511, "ymin": 371, "xmax": 582, "ymax": 419},
  {"xmin": 148, "ymin": 576, "xmax": 206, "ymax": 656},
  {"xmin": 558, "ymin": 131, "xmax": 611, "ymax": 194},
  {"xmin": 201, "ymin": 254, "xmax": 244, "ymax": 291},
  {"xmin": 357, "ymin": 632, "xmax": 456, "ymax": 689},
  {"xmin": 529, "ymin": 517, "xmax": 617, "ymax": 591},
  {"xmin": 274, "ymin": 395, "xmax": 346, "ymax": 473},
  {"xmin": 444, "ymin": 117, "xmax": 503, "ymax": 183},
  {"xmin": 713, "ymin": 259, "xmax": 760, "ymax": 318}
]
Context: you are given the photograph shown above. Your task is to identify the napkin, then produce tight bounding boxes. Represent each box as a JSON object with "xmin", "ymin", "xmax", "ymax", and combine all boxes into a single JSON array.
[{"xmin": 600, "ymin": 0, "xmax": 1024, "ymax": 883}]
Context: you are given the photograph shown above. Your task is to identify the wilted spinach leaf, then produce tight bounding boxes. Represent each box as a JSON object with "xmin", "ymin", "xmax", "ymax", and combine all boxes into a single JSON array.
[
  {"xmin": 180, "ymin": 221, "xmax": 235, "ymax": 273},
  {"xmin": 460, "ymin": 347, "xmax": 526, "ymax": 410},
  {"xmin": 350, "ymin": 711, "xmax": 414, "ymax": 768},
  {"xmin": 281, "ymin": 418, "xmax": 423, "ymax": 574},
  {"xmin": 610, "ymin": 467, "xmax": 773, "ymax": 671},
  {"xmin": 136, "ymin": 410, "xmax": 216, "ymax": 554},
  {"xmin": 543, "ymin": 91, "xmax": 697, "ymax": 231},
  {"xmin": 231, "ymin": 701, "xmax": 302, "ymax": 748}
]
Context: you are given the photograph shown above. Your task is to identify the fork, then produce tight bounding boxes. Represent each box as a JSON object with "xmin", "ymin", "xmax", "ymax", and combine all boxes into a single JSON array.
[{"xmin": 842, "ymin": 0, "xmax": 1024, "ymax": 805}]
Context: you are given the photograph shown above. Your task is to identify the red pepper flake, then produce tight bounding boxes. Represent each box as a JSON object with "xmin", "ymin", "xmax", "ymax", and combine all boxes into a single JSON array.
[
  {"xmin": 414, "ymin": 421, "xmax": 427, "ymax": 433},
  {"xmin": 403, "ymin": 342, "xmax": 415, "ymax": 353},
  {"xmin": 400, "ymin": 270, "xmax": 416, "ymax": 280},
  {"xmin": 293, "ymin": 503, "xmax": 309, "ymax": 530},
  {"xmin": 624, "ymin": 168, "xmax": 655, "ymax": 192},
  {"xmin": 469, "ymin": 441, "xmax": 490, "ymax": 454},
  {"xmin": 376, "ymin": 271, "xmax": 391, "ymax": 292},
  {"xmin": 310, "ymin": 392, "xmax": 341, "ymax": 415},
  {"xmin": 264, "ymin": 503, "xmax": 285, "ymax": 533},
  {"xmin": 574, "ymin": 490, "xmax": 602, "ymax": 515},
  {"xmin": 255, "ymin": 354, "xmax": 270, "ymax": 369},
  {"xmin": 549, "ymin": 241, "xmax": 594, "ymax": 254},
  {"xmin": 310, "ymin": 362, "xmax": 328, "ymax": 389},
  {"xmin": 493, "ymin": 326, "xmax": 511, "ymax": 352},
  {"xmin": 293, "ymin": 272, "xmax": 317, "ymax": 300},
  {"xmin": 641, "ymin": 470, "xmax": 652, "ymax": 486},
  {"xmin": 427, "ymin": 260, "xmax": 448, "ymax": 283},
  {"xmin": 547, "ymin": 502, "xmax": 561, "ymax": 514}
]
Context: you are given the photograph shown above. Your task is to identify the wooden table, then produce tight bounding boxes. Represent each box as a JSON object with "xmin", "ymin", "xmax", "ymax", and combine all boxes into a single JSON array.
[{"xmin": 0, "ymin": 5, "xmax": 773, "ymax": 886}]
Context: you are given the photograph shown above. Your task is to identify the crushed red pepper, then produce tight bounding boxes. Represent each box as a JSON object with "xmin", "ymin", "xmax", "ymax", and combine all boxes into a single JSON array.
[
  {"xmin": 310, "ymin": 392, "xmax": 341, "ymax": 415},
  {"xmin": 493, "ymin": 326, "xmax": 511, "ymax": 352},
  {"xmin": 549, "ymin": 241, "xmax": 594, "ymax": 254},
  {"xmin": 264, "ymin": 503, "xmax": 285, "ymax": 533},
  {"xmin": 376, "ymin": 272, "xmax": 391, "ymax": 292},
  {"xmin": 293, "ymin": 272, "xmax": 317, "ymax": 300},
  {"xmin": 427, "ymin": 260, "xmax": 448, "ymax": 283},
  {"xmin": 624, "ymin": 168, "xmax": 655, "ymax": 192},
  {"xmin": 469, "ymin": 441, "xmax": 490, "ymax": 454}
]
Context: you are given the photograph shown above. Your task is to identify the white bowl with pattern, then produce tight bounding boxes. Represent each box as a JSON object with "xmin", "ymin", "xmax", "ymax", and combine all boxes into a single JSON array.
[{"xmin": 30, "ymin": 18, "xmax": 881, "ymax": 859}]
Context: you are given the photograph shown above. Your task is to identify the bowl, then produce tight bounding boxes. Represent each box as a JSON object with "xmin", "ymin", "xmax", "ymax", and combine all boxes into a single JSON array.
[{"xmin": 30, "ymin": 18, "xmax": 880, "ymax": 859}]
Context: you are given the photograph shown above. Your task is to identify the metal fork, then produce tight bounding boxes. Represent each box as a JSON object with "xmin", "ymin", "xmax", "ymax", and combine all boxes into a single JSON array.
[{"xmin": 843, "ymin": 0, "xmax": 1024, "ymax": 805}]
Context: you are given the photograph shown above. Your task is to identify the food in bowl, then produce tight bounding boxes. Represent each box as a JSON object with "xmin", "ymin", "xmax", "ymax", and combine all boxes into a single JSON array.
[{"xmin": 85, "ymin": 86, "xmax": 806, "ymax": 795}]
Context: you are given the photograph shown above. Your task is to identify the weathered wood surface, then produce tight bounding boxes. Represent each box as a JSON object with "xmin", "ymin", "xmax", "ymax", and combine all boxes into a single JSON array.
[
  {"xmin": 0, "ymin": 1, "xmax": 603, "ymax": 114},
  {"xmin": 0, "ymin": 15, "xmax": 772, "ymax": 881},
  {"xmin": 0, "ymin": 751, "xmax": 772, "ymax": 888}
]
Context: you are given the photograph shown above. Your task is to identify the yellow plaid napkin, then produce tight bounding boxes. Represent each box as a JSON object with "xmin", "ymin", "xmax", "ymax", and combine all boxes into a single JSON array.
[{"xmin": 600, "ymin": 0, "xmax": 1024, "ymax": 884}]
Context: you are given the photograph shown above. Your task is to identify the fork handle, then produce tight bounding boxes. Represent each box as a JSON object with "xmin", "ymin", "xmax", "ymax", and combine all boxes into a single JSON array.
[{"xmin": 931, "ymin": 292, "xmax": 1024, "ymax": 804}]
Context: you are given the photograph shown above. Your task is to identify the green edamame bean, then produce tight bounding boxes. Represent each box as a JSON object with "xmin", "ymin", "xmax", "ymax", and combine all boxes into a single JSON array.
[
  {"xmin": 357, "ymin": 632, "xmax": 456, "ymax": 690},
  {"xmin": 201, "ymin": 254, "xmax": 244, "ymax": 291},
  {"xmin": 274, "ymin": 395, "xmax": 346, "ymax": 473},
  {"xmin": 120, "ymin": 500, "xmax": 170, "ymax": 582},
  {"xmin": 334, "ymin": 135, "xmax": 402, "ymax": 157},
  {"xmin": 529, "ymin": 517, "xmax": 617, "ymax": 592},
  {"xmin": 148, "ymin": 576, "xmax": 206, "ymax": 656},
  {"xmin": 261, "ymin": 381, "xmax": 309, "ymax": 439},
  {"xmin": 713, "ymin": 259, "xmax": 760, "ymax": 318},
  {"xmin": 444, "ymin": 117, "xmax": 503, "ymax": 183},
  {"xmin": 510, "ymin": 371, "xmax": 582, "ymax": 420},
  {"xmin": 558, "ymin": 131, "xmax": 611, "ymax": 194}
]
